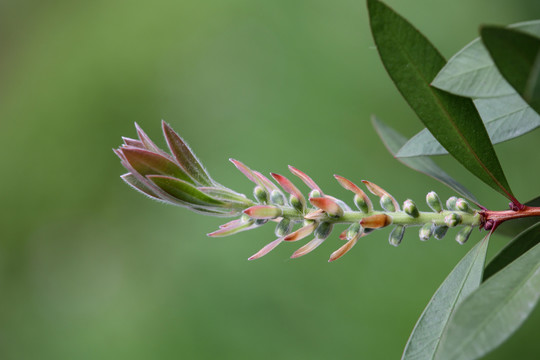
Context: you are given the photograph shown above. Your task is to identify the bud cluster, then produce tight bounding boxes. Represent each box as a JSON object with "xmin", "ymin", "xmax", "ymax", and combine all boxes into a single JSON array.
[{"xmin": 117, "ymin": 123, "xmax": 482, "ymax": 262}]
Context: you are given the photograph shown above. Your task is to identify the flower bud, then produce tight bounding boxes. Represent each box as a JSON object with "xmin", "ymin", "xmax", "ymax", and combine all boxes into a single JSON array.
[
  {"xmin": 389, "ymin": 225, "xmax": 405, "ymax": 247},
  {"xmin": 253, "ymin": 186, "xmax": 268, "ymax": 203},
  {"xmin": 309, "ymin": 189, "xmax": 322, "ymax": 198},
  {"xmin": 290, "ymin": 195, "xmax": 304, "ymax": 212},
  {"xmin": 419, "ymin": 223, "xmax": 432, "ymax": 241},
  {"xmin": 354, "ymin": 194, "xmax": 370, "ymax": 214},
  {"xmin": 444, "ymin": 213, "xmax": 462, "ymax": 227},
  {"xmin": 456, "ymin": 226, "xmax": 473, "ymax": 245},
  {"xmin": 380, "ymin": 194, "xmax": 396, "ymax": 212},
  {"xmin": 270, "ymin": 190, "xmax": 285, "ymax": 206},
  {"xmin": 446, "ymin": 196, "xmax": 458, "ymax": 211},
  {"xmin": 426, "ymin": 191, "xmax": 443, "ymax": 213},
  {"xmin": 314, "ymin": 222, "xmax": 333, "ymax": 240},
  {"xmin": 240, "ymin": 213, "xmax": 251, "ymax": 223},
  {"xmin": 275, "ymin": 218, "xmax": 293, "ymax": 237},
  {"xmin": 403, "ymin": 199, "xmax": 419, "ymax": 218},
  {"xmin": 433, "ymin": 225, "xmax": 448, "ymax": 240},
  {"xmin": 346, "ymin": 223, "xmax": 363, "ymax": 241},
  {"xmin": 456, "ymin": 198, "xmax": 473, "ymax": 213}
]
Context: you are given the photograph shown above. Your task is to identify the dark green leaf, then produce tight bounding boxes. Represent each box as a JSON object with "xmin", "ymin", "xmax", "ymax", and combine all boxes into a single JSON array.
[
  {"xmin": 147, "ymin": 175, "xmax": 224, "ymax": 207},
  {"xmin": 396, "ymin": 94, "xmax": 540, "ymax": 157},
  {"xmin": 436, "ymin": 228, "xmax": 540, "ymax": 360},
  {"xmin": 496, "ymin": 196, "xmax": 540, "ymax": 237},
  {"xmin": 432, "ymin": 20, "xmax": 540, "ymax": 98},
  {"xmin": 367, "ymin": 0, "xmax": 515, "ymax": 202},
  {"xmin": 402, "ymin": 237, "xmax": 489, "ymax": 360},
  {"xmin": 371, "ymin": 117, "xmax": 478, "ymax": 204},
  {"xmin": 484, "ymin": 221, "xmax": 540, "ymax": 281},
  {"xmin": 482, "ymin": 26, "xmax": 540, "ymax": 115},
  {"xmin": 162, "ymin": 121, "xmax": 215, "ymax": 186}
]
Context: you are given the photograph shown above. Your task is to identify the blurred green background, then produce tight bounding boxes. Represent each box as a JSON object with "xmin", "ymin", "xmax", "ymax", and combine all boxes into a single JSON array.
[{"xmin": 2, "ymin": 0, "xmax": 540, "ymax": 359}]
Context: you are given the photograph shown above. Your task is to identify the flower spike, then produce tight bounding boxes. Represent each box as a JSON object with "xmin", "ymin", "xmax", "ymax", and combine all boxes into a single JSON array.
[{"xmin": 117, "ymin": 122, "xmax": 484, "ymax": 262}]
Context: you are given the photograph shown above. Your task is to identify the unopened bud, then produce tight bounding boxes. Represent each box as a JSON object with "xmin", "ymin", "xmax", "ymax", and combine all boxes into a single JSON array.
[
  {"xmin": 456, "ymin": 226, "xmax": 473, "ymax": 245},
  {"xmin": 240, "ymin": 213, "xmax": 251, "ymax": 223},
  {"xmin": 314, "ymin": 222, "xmax": 333, "ymax": 240},
  {"xmin": 389, "ymin": 225, "xmax": 405, "ymax": 247},
  {"xmin": 346, "ymin": 223, "xmax": 363, "ymax": 240},
  {"xmin": 244, "ymin": 205, "xmax": 282, "ymax": 219},
  {"xmin": 354, "ymin": 194, "xmax": 370, "ymax": 214},
  {"xmin": 426, "ymin": 191, "xmax": 443, "ymax": 212},
  {"xmin": 275, "ymin": 218, "xmax": 293, "ymax": 237},
  {"xmin": 270, "ymin": 190, "xmax": 285, "ymax": 206},
  {"xmin": 403, "ymin": 199, "xmax": 419, "ymax": 218},
  {"xmin": 456, "ymin": 198, "xmax": 473, "ymax": 213},
  {"xmin": 433, "ymin": 225, "xmax": 448, "ymax": 240},
  {"xmin": 290, "ymin": 195, "xmax": 304, "ymax": 212},
  {"xmin": 253, "ymin": 186, "xmax": 268, "ymax": 203},
  {"xmin": 446, "ymin": 196, "xmax": 458, "ymax": 211},
  {"xmin": 380, "ymin": 194, "xmax": 396, "ymax": 212},
  {"xmin": 309, "ymin": 189, "xmax": 322, "ymax": 198},
  {"xmin": 444, "ymin": 213, "xmax": 462, "ymax": 227},
  {"xmin": 419, "ymin": 223, "xmax": 432, "ymax": 241}
]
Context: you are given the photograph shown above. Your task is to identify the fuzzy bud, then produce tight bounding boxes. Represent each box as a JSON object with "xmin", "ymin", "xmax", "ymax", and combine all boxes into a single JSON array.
[
  {"xmin": 253, "ymin": 186, "xmax": 268, "ymax": 203},
  {"xmin": 445, "ymin": 213, "xmax": 462, "ymax": 227},
  {"xmin": 346, "ymin": 223, "xmax": 363, "ymax": 240},
  {"xmin": 354, "ymin": 194, "xmax": 370, "ymax": 214},
  {"xmin": 314, "ymin": 222, "xmax": 333, "ymax": 240},
  {"xmin": 380, "ymin": 194, "xmax": 396, "ymax": 212},
  {"xmin": 389, "ymin": 225, "xmax": 405, "ymax": 247},
  {"xmin": 244, "ymin": 205, "xmax": 282, "ymax": 219},
  {"xmin": 309, "ymin": 189, "xmax": 322, "ymax": 198},
  {"xmin": 456, "ymin": 198, "xmax": 473, "ymax": 214},
  {"xmin": 433, "ymin": 225, "xmax": 448, "ymax": 240},
  {"xmin": 290, "ymin": 195, "xmax": 304, "ymax": 212},
  {"xmin": 456, "ymin": 226, "xmax": 473, "ymax": 245},
  {"xmin": 270, "ymin": 190, "xmax": 285, "ymax": 206},
  {"xmin": 275, "ymin": 218, "xmax": 293, "ymax": 237},
  {"xmin": 419, "ymin": 223, "xmax": 432, "ymax": 241},
  {"xmin": 403, "ymin": 199, "xmax": 419, "ymax": 218},
  {"xmin": 426, "ymin": 191, "xmax": 443, "ymax": 213},
  {"xmin": 446, "ymin": 196, "xmax": 458, "ymax": 211}
]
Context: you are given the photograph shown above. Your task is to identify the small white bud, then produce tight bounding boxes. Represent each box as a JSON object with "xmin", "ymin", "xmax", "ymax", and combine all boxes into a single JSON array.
[
  {"xmin": 419, "ymin": 223, "xmax": 432, "ymax": 241},
  {"xmin": 403, "ymin": 199, "xmax": 419, "ymax": 218},
  {"xmin": 389, "ymin": 225, "xmax": 405, "ymax": 246}
]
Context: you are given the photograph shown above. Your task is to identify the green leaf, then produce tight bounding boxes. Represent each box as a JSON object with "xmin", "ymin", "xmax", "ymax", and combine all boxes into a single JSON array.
[
  {"xmin": 435, "ymin": 227, "xmax": 540, "ymax": 360},
  {"xmin": 495, "ymin": 196, "xmax": 540, "ymax": 238},
  {"xmin": 432, "ymin": 20, "xmax": 540, "ymax": 98},
  {"xmin": 147, "ymin": 175, "xmax": 225, "ymax": 208},
  {"xmin": 402, "ymin": 237, "xmax": 490, "ymax": 360},
  {"xmin": 484, "ymin": 222, "xmax": 540, "ymax": 281},
  {"xmin": 481, "ymin": 27, "xmax": 540, "ymax": 115},
  {"xmin": 367, "ymin": 0, "xmax": 515, "ymax": 202},
  {"xmin": 396, "ymin": 94, "xmax": 540, "ymax": 157},
  {"xmin": 371, "ymin": 117, "xmax": 478, "ymax": 204},
  {"xmin": 162, "ymin": 121, "xmax": 215, "ymax": 186}
]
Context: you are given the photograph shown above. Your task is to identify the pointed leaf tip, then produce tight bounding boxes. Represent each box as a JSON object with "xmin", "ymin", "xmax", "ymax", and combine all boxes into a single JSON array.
[
  {"xmin": 162, "ymin": 121, "xmax": 214, "ymax": 186},
  {"xmin": 248, "ymin": 237, "xmax": 285, "ymax": 260},
  {"xmin": 288, "ymin": 165, "xmax": 323, "ymax": 194},
  {"xmin": 291, "ymin": 237, "xmax": 325, "ymax": 259},
  {"xmin": 270, "ymin": 173, "xmax": 306, "ymax": 208}
]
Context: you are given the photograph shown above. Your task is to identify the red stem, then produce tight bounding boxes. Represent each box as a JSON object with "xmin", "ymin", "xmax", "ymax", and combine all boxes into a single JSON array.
[{"xmin": 481, "ymin": 206, "xmax": 540, "ymax": 231}]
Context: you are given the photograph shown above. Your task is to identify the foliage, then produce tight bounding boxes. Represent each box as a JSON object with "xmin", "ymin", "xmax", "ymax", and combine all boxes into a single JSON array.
[{"xmin": 116, "ymin": 1, "xmax": 540, "ymax": 359}]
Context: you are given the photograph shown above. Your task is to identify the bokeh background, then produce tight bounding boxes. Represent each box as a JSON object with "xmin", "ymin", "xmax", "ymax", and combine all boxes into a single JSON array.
[{"xmin": 2, "ymin": 0, "xmax": 540, "ymax": 359}]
